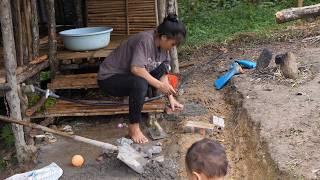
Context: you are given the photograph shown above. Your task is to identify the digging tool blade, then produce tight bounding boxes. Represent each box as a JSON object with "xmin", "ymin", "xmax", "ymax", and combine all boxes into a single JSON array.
[{"xmin": 148, "ymin": 120, "xmax": 168, "ymax": 140}]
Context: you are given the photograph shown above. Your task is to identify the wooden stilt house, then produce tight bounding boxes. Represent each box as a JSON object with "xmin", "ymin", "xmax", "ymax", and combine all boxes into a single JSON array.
[{"xmin": 0, "ymin": 0, "xmax": 179, "ymax": 161}]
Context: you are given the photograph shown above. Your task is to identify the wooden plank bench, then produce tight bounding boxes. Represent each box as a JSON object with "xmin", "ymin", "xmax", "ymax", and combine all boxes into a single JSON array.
[
  {"xmin": 56, "ymin": 36, "xmax": 125, "ymax": 60},
  {"xmin": 48, "ymin": 73, "xmax": 98, "ymax": 90},
  {"xmin": 31, "ymin": 99, "xmax": 165, "ymax": 118}
]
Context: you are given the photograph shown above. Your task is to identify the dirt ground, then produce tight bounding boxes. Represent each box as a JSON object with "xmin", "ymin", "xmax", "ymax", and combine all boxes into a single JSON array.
[{"xmin": 2, "ymin": 22, "xmax": 320, "ymax": 179}]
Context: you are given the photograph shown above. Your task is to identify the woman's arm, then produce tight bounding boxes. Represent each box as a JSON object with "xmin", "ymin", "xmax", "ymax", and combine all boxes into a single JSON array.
[{"xmin": 131, "ymin": 66, "xmax": 176, "ymax": 95}]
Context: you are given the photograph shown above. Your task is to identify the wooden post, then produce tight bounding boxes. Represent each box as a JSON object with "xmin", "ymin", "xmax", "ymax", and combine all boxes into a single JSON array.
[
  {"xmin": 74, "ymin": 0, "xmax": 84, "ymax": 28},
  {"xmin": 0, "ymin": 0, "xmax": 30, "ymax": 163},
  {"xmin": 167, "ymin": 0, "xmax": 179, "ymax": 74},
  {"xmin": 46, "ymin": 0, "xmax": 58, "ymax": 79},
  {"xmin": 31, "ymin": 0, "xmax": 40, "ymax": 58},
  {"xmin": 157, "ymin": 0, "xmax": 166, "ymax": 23},
  {"xmin": 298, "ymin": 0, "xmax": 304, "ymax": 7},
  {"xmin": 11, "ymin": 0, "xmax": 24, "ymax": 66},
  {"xmin": 22, "ymin": 0, "xmax": 33, "ymax": 63}
]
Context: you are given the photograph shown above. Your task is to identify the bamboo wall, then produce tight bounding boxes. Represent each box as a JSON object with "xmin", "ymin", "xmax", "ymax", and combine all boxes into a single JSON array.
[{"xmin": 87, "ymin": 0, "xmax": 158, "ymax": 35}]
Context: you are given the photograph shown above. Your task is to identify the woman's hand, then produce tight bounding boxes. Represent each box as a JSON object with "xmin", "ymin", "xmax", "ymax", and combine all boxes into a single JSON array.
[
  {"xmin": 168, "ymin": 95, "xmax": 183, "ymax": 111},
  {"xmin": 158, "ymin": 82, "xmax": 176, "ymax": 95}
]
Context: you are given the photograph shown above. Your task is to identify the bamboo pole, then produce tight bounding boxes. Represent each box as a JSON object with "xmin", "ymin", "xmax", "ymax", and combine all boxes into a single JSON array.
[
  {"xmin": 46, "ymin": 0, "xmax": 58, "ymax": 79},
  {"xmin": 0, "ymin": 0, "xmax": 30, "ymax": 163}
]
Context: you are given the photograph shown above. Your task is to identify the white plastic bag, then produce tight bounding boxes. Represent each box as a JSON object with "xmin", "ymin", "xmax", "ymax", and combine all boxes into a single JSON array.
[{"xmin": 6, "ymin": 162, "xmax": 63, "ymax": 180}]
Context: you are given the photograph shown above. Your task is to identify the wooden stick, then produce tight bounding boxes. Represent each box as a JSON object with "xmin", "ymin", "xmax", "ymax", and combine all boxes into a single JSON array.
[
  {"xmin": 298, "ymin": 0, "xmax": 304, "ymax": 7},
  {"xmin": 0, "ymin": 115, "xmax": 118, "ymax": 151},
  {"xmin": 23, "ymin": 0, "xmax": 33, "ymax": 62},
  {"xmin": 30, "ymin": 54, "xmax": 48, "ymax": 65},
  {"xmin": 31, "ymin": 0, "xmax": 40, "ymax": 58},
  {"xmin": 16, "ymin": 61, "xmax": 49, "ymax": 84},
  {"xmin": 0, "ymin": 0, "xmax": 28, "ymax": 163},
  {"xmin": 276, "ymin": 3, "xmax": 320, "ymax": 23},
  {"xmin": 46, "ymin": 0, "xmax": 58, "ymax": 79},
  {"xmin": 11, "ymin": 0, "xmax": 24, "ymax": 66},
  {"xmin": 25, "ymin": 95, "xmax": 47, "ymax": 116}
]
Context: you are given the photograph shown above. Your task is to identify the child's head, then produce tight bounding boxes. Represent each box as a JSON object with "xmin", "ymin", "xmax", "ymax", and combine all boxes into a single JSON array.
[{"xmin": 186, "ymin": 138, "xmax": 228, "ymax": 180}]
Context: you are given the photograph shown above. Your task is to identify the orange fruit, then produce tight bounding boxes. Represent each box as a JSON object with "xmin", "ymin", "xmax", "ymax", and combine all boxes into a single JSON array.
[{"xmin": 71, "ymin": 155, "xmax": 84, "ymax": 167}]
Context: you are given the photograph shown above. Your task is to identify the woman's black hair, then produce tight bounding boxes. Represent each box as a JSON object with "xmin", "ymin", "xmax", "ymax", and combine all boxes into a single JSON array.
[{"xmin": 156, "ymin": 14, "xmax": 186, "ymax": 46}]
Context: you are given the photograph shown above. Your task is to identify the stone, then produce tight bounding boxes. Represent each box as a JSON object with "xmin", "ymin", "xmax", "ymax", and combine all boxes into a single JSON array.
[
  {"xmin": 152, "ymin": 155, "xmax": 165, "ymax": 163},
  {"xmin": 276, "ymin": 52, "xmax": 299, "ymax": 79},
  {"xmin": 256, "ymin": 48, "xmax": 273, "ymax": 71},
  {"xmin": 116, "ymin": 137, "xmax": 133, "ymax": 146},
  {"xmin": 151, "ymin": 146, "xmax": 162, "ymax": 154}
]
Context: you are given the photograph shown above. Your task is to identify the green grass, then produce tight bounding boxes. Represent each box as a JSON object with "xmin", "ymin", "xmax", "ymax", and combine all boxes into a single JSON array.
[{"xmin": 179, "ymin": 0, "xmax": 319, "ymax": 47}]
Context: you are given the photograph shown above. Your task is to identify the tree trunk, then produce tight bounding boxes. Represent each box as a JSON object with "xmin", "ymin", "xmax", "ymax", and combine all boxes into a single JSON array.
[
  {"xmin": 31, "ymin": 0, "xmax": 40, "ymax": 58},
  {"xmin": 11, "ymin": 0, "xmax": 24, "ymax": 66},
  {"xmin": 46, "ymin": 0, "xmax": 58, "ymax": 79},
  {"xmin": 0, "ymin": 0, "xmax": 30, "ymax": 163},
  {"xmin": 276, "ymin": 3, "xmax": 320, "ymax": 23},
  {"xmin": 167, "ymin": 0, "xmax": 179, "ymax": 74}
]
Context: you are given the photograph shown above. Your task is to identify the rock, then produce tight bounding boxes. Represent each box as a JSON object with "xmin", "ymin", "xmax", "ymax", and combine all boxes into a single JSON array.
[
  {"xmin": 276, "ymin": 52, "xmax": 299, "ymax": 79},
  {"xmin": 61, "ymin": 125, "xmax": 74, "ymax": 135},
  {"xmin": 256, "ymin": 48, "xmax": 273, "ymax": 71},
  {"xmin": 152, "ymin": 155, "xmax": 165, "ymax": 163},
  {"xmin": 34, "ymin": 134, "xmax": 46, "ymax": 144},
  {"xmin": 156, "ymin": 142, "xmax": 162, "ymax": 146},
  {"xmin": 151, "ymin": 146, "xmax": 162, "ymax": 154},
  {"xmin": 116, "ymin": 137, "xmax": 133, "ymax": 146},
  {"xmin": 44, "ymin": 132, "xmax": 57, "ymax": 143}
]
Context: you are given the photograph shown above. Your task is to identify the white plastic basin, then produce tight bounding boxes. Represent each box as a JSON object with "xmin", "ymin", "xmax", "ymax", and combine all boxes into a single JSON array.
[{"xmin": 59, "ymin": 27, "xmax": 113, "ymax": 51}]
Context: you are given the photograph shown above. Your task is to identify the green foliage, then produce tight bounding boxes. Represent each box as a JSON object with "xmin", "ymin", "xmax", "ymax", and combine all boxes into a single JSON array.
[
  {"xmin": 0, "ymin": 124, "xmax": 15, "ymax": 148},
  {"xmin": 40, "ymin": 71, "xmax": 51, "ymax": 81},
  {"xmin": 0, "ymin": 159, "xmax": 6, "ymax": 172},
  {"xmin": 179, "ymin": 0, "xmax": 319, "ymax": 47},
  {"xmin": 44, "ymin": 97, "xmax": 57, "ymax": 109},
  {"xmin": 28, "ymin": 94, "xmax": 56, "ymax": 112}
]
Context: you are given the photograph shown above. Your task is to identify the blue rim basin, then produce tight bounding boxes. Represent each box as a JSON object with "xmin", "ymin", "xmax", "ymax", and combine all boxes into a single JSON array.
[{"xmin": 59, "ymin": 27, "xmax": 113, "ymax": 51}]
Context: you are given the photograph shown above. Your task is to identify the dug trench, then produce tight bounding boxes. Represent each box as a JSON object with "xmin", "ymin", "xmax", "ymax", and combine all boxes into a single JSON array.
[{"xmin": 2, "ymin": 38, "xmax": 319, "ymax": 179}]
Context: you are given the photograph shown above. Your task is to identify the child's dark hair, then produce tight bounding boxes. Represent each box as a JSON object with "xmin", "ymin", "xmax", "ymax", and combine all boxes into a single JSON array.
[
  {"xmin": 186, "ymin": 138, "xmax": 228, "ymax": 178},
  {"xmin": 156, "ymin": 14, "xmax": 186, "ymax": 46}
]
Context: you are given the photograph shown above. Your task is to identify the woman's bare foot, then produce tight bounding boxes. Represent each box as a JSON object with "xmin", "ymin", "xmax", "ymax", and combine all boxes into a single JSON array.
[{"xmin": 128, "ymin": 123, "xmax": 149, "ymax": 144}]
